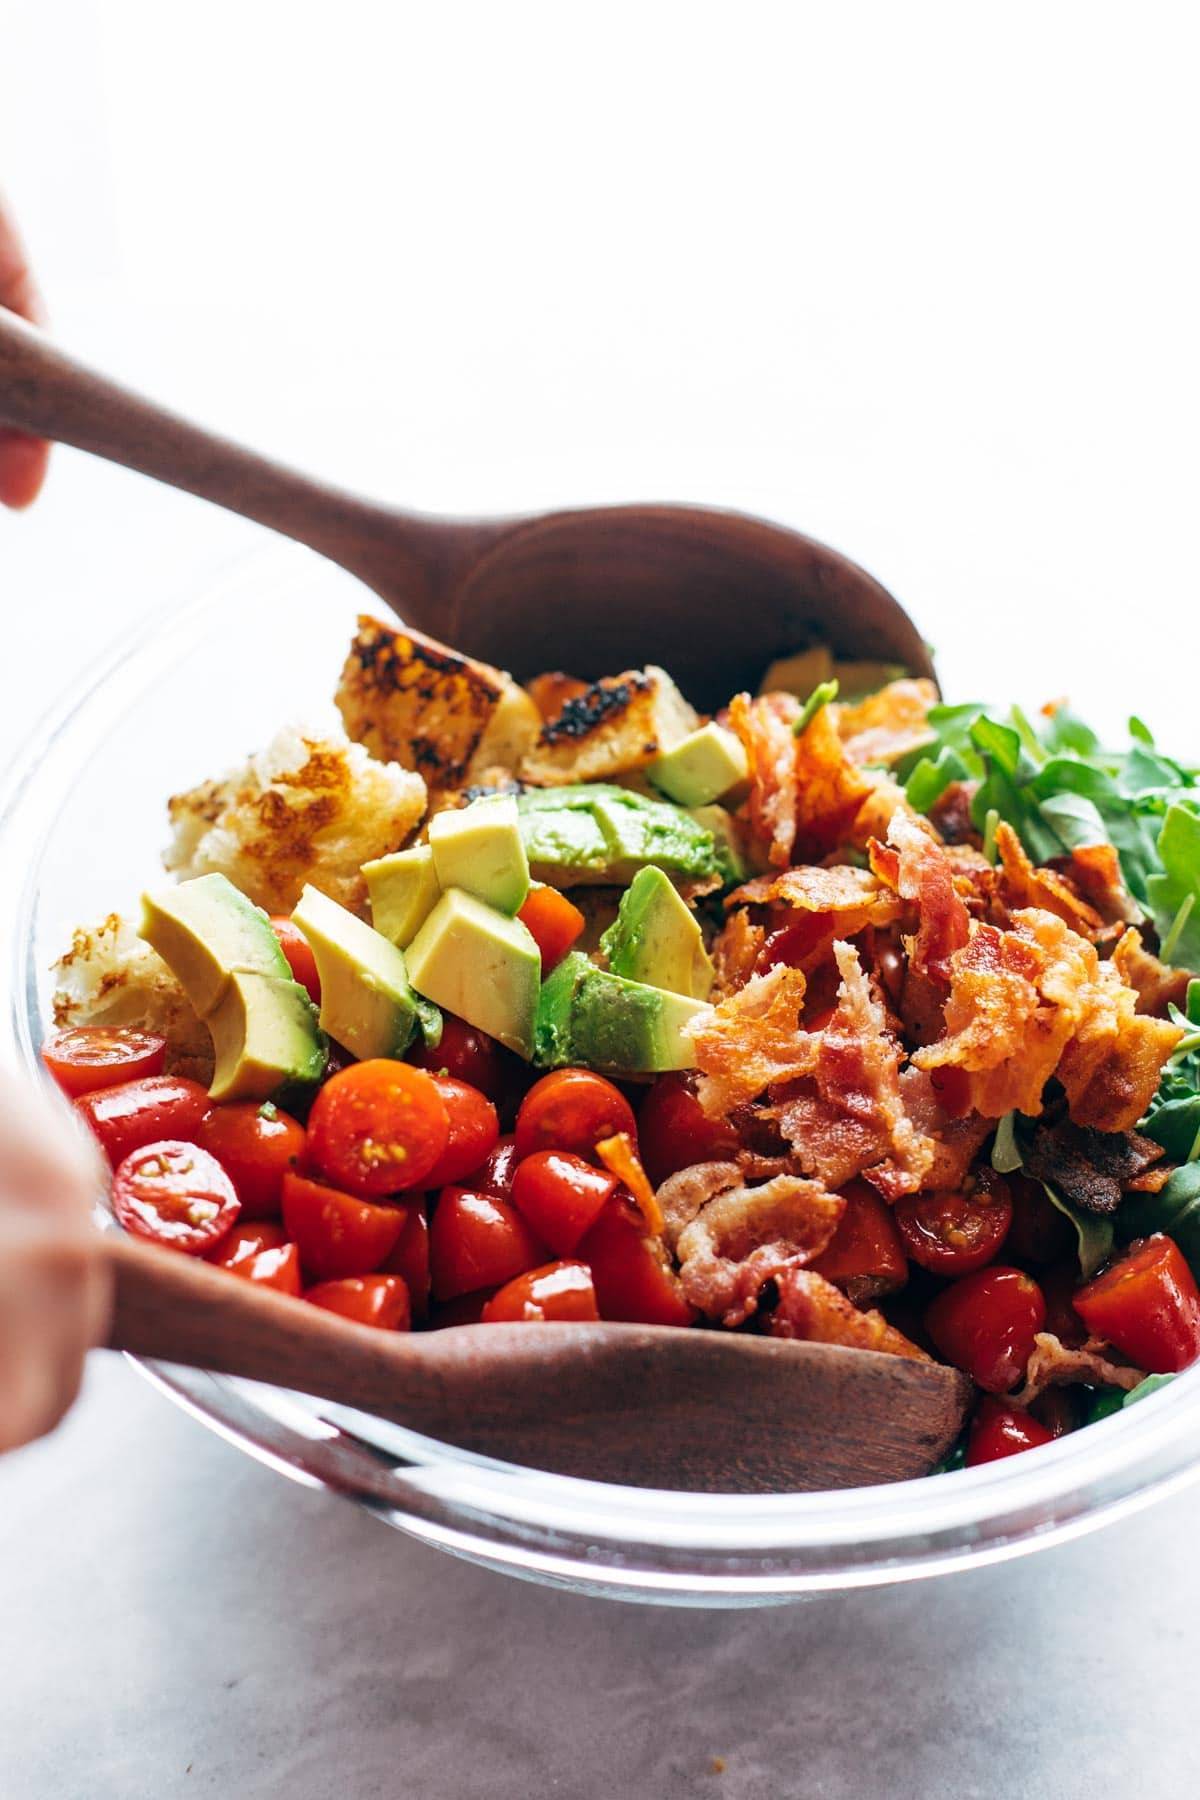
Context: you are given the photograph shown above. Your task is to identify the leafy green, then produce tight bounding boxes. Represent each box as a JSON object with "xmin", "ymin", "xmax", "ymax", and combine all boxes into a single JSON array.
[
  {"xmin": 1041, "ymin": 1182, "xmax": 1113, "ymax": 1280},
  {"xmin": 991, "ymin": 1112, "xmax": 1023, "ymax": 1174},
  {"xmin": 1124, "ymin": 1373, "xmax": 1176, "ymax": 1406},
  {"xmin": 793, "ymin": 678, "xmax": 839, "ymax": 737},
  {"xmin": 413, "ymin": 993, "xmax": 443, "ymax": 1051},
  {"xmin": 930, "ymin": 1436, "xmax": 968, "ymax": 1475},
  {"xmin": 1146, "ymin": 804, "xmax": 1200, "ymax": 969}
]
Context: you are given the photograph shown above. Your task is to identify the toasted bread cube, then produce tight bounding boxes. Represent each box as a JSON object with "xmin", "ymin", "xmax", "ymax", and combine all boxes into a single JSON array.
[
  {"xmin": 336, "ymin": 615, "xmax": 541, "ymax": 791},
  {"xmin": 519, "ymin": 666, "xmax": 698, "ymax": 787}
]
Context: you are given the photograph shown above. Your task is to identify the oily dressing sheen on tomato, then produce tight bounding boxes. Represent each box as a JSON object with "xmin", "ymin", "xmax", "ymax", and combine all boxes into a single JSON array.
[
  {"xmin": 894, "ymin": 1170, "xmax": 1013, "ymax": 1277},
  {"xmin": 306, "ymin": 1061, "xmax": 449, "ymax": 1197},
  {"xmin": 966, "ymin": 1397, "xmax": 1054, "ymax": 1466},
  {"xmin": 1073, "ymin": 1235, "xmax": 1200, "ymax": 1373},
  {"xmin": 281, "ymin": 1172, "xmax": 406, "ymax": 1280},
  {"xmin": 196, "ymin": 1102, "xmax": 306, "ymax": 1219},
  {"xmin": 516, "ymin": 886, "xmax": 585, "ymax": 973},
  {"xmin": 429, "ymin": 1188, "xmax": 546, "ymax": 1301},
  {"xmin": 77, "ymin": 1075, "xmax": 210, "ymax": 1169},
  {"xmin": 510, "ymin": 1151, "xmax": 619, "ymax": 1256},
  {"xmin": 422, "ymin": 1077, "xmax": 500, "ymax": 1187},
  {"xmin": 379, "ymin": 1199, "xmax": 431, "ymax": 1321},
  {"xmin": 482, "ymin": 1261, "xmax": 600, "ymax": 1323},
  {"xmin": 926, "ymin": 1265, "xmax": 1046, "ymax": 1393},
  {"xmin": 41, "ymin": 1026, "xmax": 167, "ymax": 1099},
  {"xmin": 307, "ymin": 1274, "xmax": 412, "ymax": 1332},
  {"xmin": 636, "ymin": 1073, "xmax": 740, "ymax": 1186},
  {"xmin": 112, "ymin": 1140, "xmax": 240, "ymax": 1255},
  {"xmin": 410, "ymin": 1013, "xmax": 508, "ymax": 1102},
  {"xmin": 514, "ymin": 1069, "xmax": 638, "ymax": 1163}
]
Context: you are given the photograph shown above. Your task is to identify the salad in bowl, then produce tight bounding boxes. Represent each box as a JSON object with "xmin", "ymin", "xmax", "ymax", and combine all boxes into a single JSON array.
[{"xmin": 43, "ymin": 611, "xmax": 1200, "ymax": 1479}]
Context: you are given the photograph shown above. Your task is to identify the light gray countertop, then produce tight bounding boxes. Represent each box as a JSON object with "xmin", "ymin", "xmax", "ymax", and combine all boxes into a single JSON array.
[{"xmin": 0, "ymin": 1356, "xmax": 1194, "ymax": 1800}]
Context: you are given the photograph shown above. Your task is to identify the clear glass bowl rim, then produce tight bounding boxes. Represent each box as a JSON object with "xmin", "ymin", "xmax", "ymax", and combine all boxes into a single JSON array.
[{"xmin": 5, "ymin": 541, "xmax": 1200, "ymax": 1605}]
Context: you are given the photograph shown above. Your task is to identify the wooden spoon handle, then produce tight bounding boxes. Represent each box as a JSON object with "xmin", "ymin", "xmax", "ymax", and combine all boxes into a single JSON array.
[{"xmin": 0, "ymin": 307, "xmax": 452, "ymax": 598}]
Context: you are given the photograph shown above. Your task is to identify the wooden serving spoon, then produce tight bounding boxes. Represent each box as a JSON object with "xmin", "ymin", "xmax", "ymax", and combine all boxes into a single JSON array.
[
  {"xmin": 105, "ymin": 1233, "xmax": 969, "ymax": 1493},
  {"xmin": 0, "ymin": 311, "xmax": 932, "ymax": 711}
]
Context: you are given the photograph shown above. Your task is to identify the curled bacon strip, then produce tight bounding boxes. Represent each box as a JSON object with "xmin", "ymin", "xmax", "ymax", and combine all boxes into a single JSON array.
[
  {"xmin": 672, "ymin": 1173, "xmax": 845, "ymax": 1327},
  {"xmin": 994, "ymin": 821, "xmax": 1105, "ymax": 939},
  {"xmin": 729, "ymin": 691, "xmax": 801, "ymax": 869},
  {"xmin": 766, "ymin": 1267, "xmax": 929, "ymax": 1360},
  {"xmin": 686, "ymin": 963, "xmax": 811, "ymax": 1118},
  {"xmin": 1009, "ymin": 1333, "xmax": 1144, "ymax": 1408}
]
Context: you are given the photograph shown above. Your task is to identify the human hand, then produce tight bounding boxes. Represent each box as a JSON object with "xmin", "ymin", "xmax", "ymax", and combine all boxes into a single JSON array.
[
  {"xmin": 0, "ymin": 1072, "xmax": 111, "ymax": 1453},
  {"xmin": 0, "ymin": 189, "xmax": 50, "ymax": 508}
]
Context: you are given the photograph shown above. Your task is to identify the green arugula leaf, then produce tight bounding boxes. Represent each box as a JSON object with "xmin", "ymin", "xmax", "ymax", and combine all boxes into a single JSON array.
[
  {"xmin": 1041, "ymin": 1182, "xmax": 1113, "ymax": 1280},
  {"xmin": 793, "ymin": 679, "xmax": 839, "ymax": 736},
  {"xmin": 1146, "ymin": 803, "xmax": 1200, "ymax": 969}
]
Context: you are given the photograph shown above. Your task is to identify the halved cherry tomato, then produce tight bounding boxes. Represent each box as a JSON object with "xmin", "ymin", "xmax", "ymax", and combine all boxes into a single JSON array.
[
  {"xmin": 422, "ymin": 1077, "xmax": 499, "ymax": 1188},
  {"xmin": 577, "ymin": 1196, "xmax": 696, "ymax": 1326},
  {"xmin": 511, "ymin": 1150, "xmax": 619, "ymax": 1256},
  {"xmin": 925, "ymin": 1265, "xmax": 1046, "ymax": 1393},
  {"xmin": 894, "ymin": 1170, "xmax": 1013, "ymax": 1277},
  {"xmin": 41, "ymin": 1026, "xmax": 167, "ymax": 1099},
  {"xmin": 307, "ymin": 1273, "xmax": 411, "ymax": 1331},
  {"xmin": 281, "ymin": 1171, "xmax": 406, "ymax": 1279},
  {"xmin": 306, "ymin": 1060, "xmax": 449, "ymax": 1197},
  {"xmin": 965, "ymin": 1397, "xmax": 1054, "ymax": 1466},
  {"xmin": 465, "ymin": 1134, "xmax": 520, "ymax": 1199},
  {"xmin": 219, "ymin": 1240, "xmax": 302, "ymax": 1294},
  {"xmin": 206, "ymin": 1220, "xmax": 288, "ymax": 1268},
  {"xmin": 112, "ymin": 1140, "xmax": 240, "ymax": 1255},
  {"xmin": 429, "ymin": 1288, "xmax": 496, "ymax": 1327},
  {"xmin": 482, "ymin": 1261, "xmax": 600, "ymax": 1323},
  {"xmin": 429, "ymin": 1187, "xmax": 546, "ymax": 1301},
  {"xmin": 410, "ymin": 1012, "xmax": 507, "ymax": 1102},
  {"xmin": 810, "ymin": 1180, "xmax": 908, "ymax": 1301},
  {"xmin": 517, "ymin": 885, "xmax": 585, "ymax": 973},
  {"xmin": 270, "ymin": 917, "xmax": 321, "ymax": 1004},
  {"xmin": 1003, "ymin": 1173, "xmax": 1074, "ymax": 1266},
  {"xmin": 196, "ymin": 1102, "xmax": 306, "ymax": 1219},
  {"xmin": 379, "ymin": 1199, "xmax": 431, "ymax": 1321},
  {"xmin": 514, "ymin": 1069, "xmax": 637, "ymax": 1164},
  {"xmin": 636, "ymin": 1072, "xmax": 740, "ymax": 1186},
  {"xmin": 1074, "ymin": 1235, "xmax": 1200, "ymax": 1373},
  {"xmin": 77, "ymin": 1075, "xmax": 210, "ymax": 1169}
]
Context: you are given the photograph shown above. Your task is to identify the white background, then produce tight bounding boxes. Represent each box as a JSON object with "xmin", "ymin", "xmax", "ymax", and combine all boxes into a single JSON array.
[{"xmin": 2, "ymin": 6, "xmax": 1199, "ymax": 1796}]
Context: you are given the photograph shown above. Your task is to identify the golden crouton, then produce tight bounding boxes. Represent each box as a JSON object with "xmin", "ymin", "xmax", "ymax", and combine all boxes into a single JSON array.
[
  {"xmin": 525, "ymin": 670, "xmax": 591, "ymax": 722},
  {"xmin": 336, "ymin": 615, "xmax": 541, "ymax": 791},
  {"xmin": 519, "ymin": 666, "xmax": 698, "ymax": 787},
  {"xmin": 165, "ymin": 724, "xmax": 426, "ymax": 916},
  {"xmin": 52, "ymin": 914, "xmax": 213, "ymax": 1084}
]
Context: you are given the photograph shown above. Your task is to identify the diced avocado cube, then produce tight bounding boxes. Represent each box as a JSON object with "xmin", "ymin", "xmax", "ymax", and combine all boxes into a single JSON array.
[
  {"xmin": 292, "ymin": 884, "xmax": 422, "ymax": 1060},
  {"xmin": 687, "ymin": 805, "xmax": 746, "ymax": 884},
  {"xmin": 515, "ymin": 784, "xmax": 721, "ymax": 887},
  {"xmin": 600, "ymin": 867, "xmax": 714, "ymax": 999},
  {"xmin": 208, "ymin": 970, "xmax": 327, "ymax": 1102},
  {"xmin": 648, "ymin": 721, "xmax": 749, "ymax": 807},
  {"xmin": 518, "ymin": 798, "xmax": 614, "ymax": 878},
  {"xmin": 363, "ymin": 845, "xmax": 442, "ymax": 948},
  {"xmin": 428, "ymin": 794, "xmax": 530, "ymax": 916},
  {"xmin": 141, "ymin": 873, "xmax": 289, "ymax": 1016},
  {"xmin": 534, "ymin": 951, "xmax": 703, "ymax": 1074},
  {"xmin": 405, "ymin": 887, "xmax": 541, "ymax": 1059}
]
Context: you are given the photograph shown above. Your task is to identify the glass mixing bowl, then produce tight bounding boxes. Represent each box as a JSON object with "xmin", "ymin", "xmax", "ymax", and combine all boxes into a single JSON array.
[{"xmin": 4, "ymin": 541, "xmax": 1200, "ymax": 1606}]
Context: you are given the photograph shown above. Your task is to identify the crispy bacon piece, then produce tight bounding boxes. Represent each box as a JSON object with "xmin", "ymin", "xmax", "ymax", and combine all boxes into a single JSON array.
[
  {"xmin": 896, "ymin": 1066, "xmax": 991, "ymax": 1192},
  {"xmin": 993, "ymin": 822, "xmax": 1106, "ymax": 939},
  {"xmin": 729, "ymin": 691, "xmax": 801, "ymax": 868},
  {"xmin": 672, "ymin": 1174, "xmax": 845, "ymax": 1326},
  {"xmin": 835, "ymin": 678, "xmax": 939, "ymax": 767},
  {"xmin": 793, "ymin": 702, "xmax": 873, "ymax": 860},
  {"xmin": 656, "ymin": 1160, "xmax": 743, "ymax": 1248},
  {"xmin": 928, "ymin": 780, "xmax": 980, "ymax": 846},
  {"xmin": 771, "ymin": 943, "xmax": 936, "ymax": 1199},
  {"xmin": 1010, "ymin": 1332, "xmax": 1144, "ymax": 1408},
  {"xmin": 850, "ymin": 771, "xmax": 924, "ymax": 848},
  {"xmin": 710, "ymin": 909, "xmax": 766, "ymax": 997},
  {"xmin": 686, "ymin": 964, "xmax": 811, "ymax": 1118},
  {"xmin": 766, "ymin": 1267, "xmax": 929, "ymax": 1360},
  {"xmin": 730, "ymin": 863, "xmax": 902, "ymax": 927},
  {"xmin": 1023, "ymin": 1120, "xmax": 1166, "ymax": 1216},
  {"xmin": 1113, "ymin": 928, "xmax": 1192, "ymax": 1018},
  {"xmin": 883, "ymin": 810, "xmax": 971, "ymax": 986},
  {"xmin": 914, "ymin": 908, "xmax": 1182, "ymax": 1129},
  {"xmin": 1063, "ymin": 842, "xmax": 1143, "ymax": 927}
]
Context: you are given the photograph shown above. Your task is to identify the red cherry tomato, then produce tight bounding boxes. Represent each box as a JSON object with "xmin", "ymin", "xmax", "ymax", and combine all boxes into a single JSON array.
[
  {"xmin": 306, "ymin": 1060, "xmax": 449, "ymax": 1197},
  {"xmin": 206, "ymin": 1220, "xmax": 289, "ymax": 1267},
  {"xmin": 465, "ymin": 1134, "xmax": 520, "ymax": 1198},
  {"xmin": 421, "ymin": 1077, "xmax": 500, "ymax": 1188},
  {"xmin": 482, "ymin": 1261, "xmax": 600, "ymax": 1323},
  {"xmin": 222, "ymin": 1241, "xmax": 302, "ymax": 1295},
  {"xmin": 307, "ymin": 1274, "xmax": 411, "ymax": 1332},
  {"xmin": 925, "ymin": 1265, "xmax": 1046, "ymax": 1393},
  {"xmin": 577, "ymin": 1196, "xmax": 696, "ymax": 1326},
  {"xmin": 41, "ymin": 1026, "xmax": 167, "ymax": 1099},
  {"xmin": 379, "ymin": 1199, "xmax": 431, "ymax": 1321},
  {"xmin": 966, "ymin": 1397, "xmax": 1055, "ymax": 1466},
  {"xmin": 1003, "ymin": 1174, "xmax": 1074, "ymax": 1266},
  {"xmin": 281, "ymin": 1172, "xmax": 406, "ymax": 1280},
  {"xmin": 77, "ymin": 1075, "xmax": 210, "ymax": 1169},
  {"xmin": 112, "ymin": 1140, "xmax": 240, "ymax": 1255},
  {"xmin": 1074, "ymin": 1235, "xmax": 1200, "ymax": 1373},
  {"xmin": 429, "ymin": 1187, "xmax": 546, "ymax": 1301},
  {"xmin": 410, "ymin": 1012, "xmax": 507, "ymax": 1102},
  {"xmin": 514, "ymin": 1069, "xmax": 637, "ymax": 1164},
  {"xmin": 516, "ymin": 885, "xmax": 585, "ymax": 973},
  {"xmin": 196, "ymin": 1102, "xmax": 306, "ymax": 1220},
  {"xmin": 810, "ymin": 1180, "xmax": 908, "ymax": 1300},
  {"xmin": 757, "ymin": 915, "xmax": 829, "ymax": 972},
  {"xmin": 894, "ymin": 1170, "xmax": 1013, "ymax": 1277},
  {"xmin": 636, "ymin": 1072, "xmax": 740, "ymax": 1186},
  {"xmin": 270, "ymin": 916, "xmax": 321, "ymax": 1004},
  {"xmin": 510, "ymin": 1150, "xmax": 619, "ymax": 1256}
]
